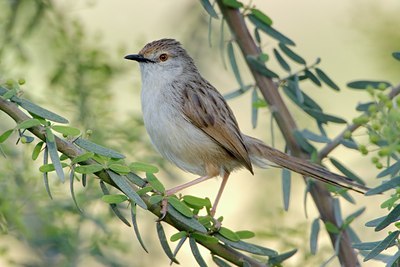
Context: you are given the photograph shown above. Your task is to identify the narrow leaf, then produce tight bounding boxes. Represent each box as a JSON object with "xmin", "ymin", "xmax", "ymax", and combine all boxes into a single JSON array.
[
  {"xmin": 156, "ymin": 222, "xmax": 179, "ymax": 264},
  {"xmin": 167, "ymin": 205, "xmax": 207, "ymax": 233},
  {"xmin": 149, "ymin": 195, "xmax": 163, "ymax": 205},
  {"xmin": 305, "ymin": 69, "xmax": 322, "ymax": 86},
  {"xmin": 250, "ymin": 8, "xmax": 272, "ymax": 26},
  {"xmin": 366, "ymin": 176, "xmax": 400, "ymax": 195},
  {"xmin": 310, "ymin": 218, "xmax": 320, "ymax": 254},
  {"xmin": 32, "ymin": 141, "xmax": 44, "ymax": 160},
  {"xmin": 146, "ymin": 173, "xmax": 165, "ymax": 193},
  {"xmin": 365, "ymin": 216, "xmax": 385, "ymax": 227},
  {"xmin": 347, "ymin": 80, "xmax": 391, "ymax": 90},
  {"xmin": 212, "ymin": 256, "xmax": 232, "ymax": 267},
  {"xmin": 200, "ymin": 0, "xmax": 218, "ymax": 19},
  {"xmin": 301, "ymin": 129, "xmax": 330, "ymax": 143},
  {"xmin": 278, "ymin": 43, "xmax": 306, "ymax": 64},
  {"xmin": 99, "ymin": 181, "xmax": 131, "ymax": 227},
  {"xmin": 129, "ymin": 162, "xmax": 159, "ymax": 173},
  {"xmin": 107, "ymin": 170, "xmax": 147, "ymax": 209},
  {"xmin": 227, "ymin": 41, "xmax": 244, "ymax": 89},
  {"xmin": 16, "ymin": 118, "xmax": 41, "ymax": 129},
  {"xmin": 189, "ymin": 237, "xmax": 208, "ymax": 267},
  {"xmin": 303, "ymin": 108, "xmax": 347, "ymax": 124},
  {"xmin": 69, "ymin": 167, "xmax": 83, "ymax": 213},
  {"xmin": 102, "ymin": 194, "xmax": 129, "ymax": 204},
  {"xmin": 268, "ymin": 249, "xmax": 298, "ymax": 265},
  {"xmin": 251, "ymin": 88, "xmax": 258, "ymax": 128},
  {"xmin": 315, "ymin": 68, "xmax": 340, "ymax": 91},
  {"xmin": 352, "ymin": 241, "xmax": 381, "ymax": 250},
  {"xmin": 219, "ymin": 227, "xmax": 240, "ymax": 242},
  {"xmin": 325, "ymin": 222, "xmax": 340, "ymax": 234},
  {"xmin": 191, "ymin": 232, "xmax": 219, "ymax": 244},
  {"xmin": 71, "ymin": 152, "xmax": 94, "ymax": 164},
  {"xmin": 75, "ymin": 164, "xmax": 104, "ymax": 174},
  {"xmin": 223, "ymin": 85, "xmax": 252, "ymax": 100},
  {"xmin": 273, "ymin": 48, "xmax": 291, "ymax": 72},
  {"xmin": 393, "ymin": 52, "xmax": 400, "ymax": 61},
  {"xmin": 74, "ymin": 137, "xmax": 125, "ymax": 159},
  {"xmin": 215, "ymin": 234, "xmax": 277, "ymax": 256},
  {"xmin": 46, "ymin": 128, "xmax": 65, "ymax": 182},
  {"xmin": 171, "ymin": 236, "xmax": 187, "ymax": 265},
  {"xmin": 329, "ymin": 157, "xmax": 365, "ymax": 185},
  {"xmin": 182, "ymin": 195, "xmax": 211, "ymax": 209},
  {"xmin": 1, "ymin": 88, "xmax": 17, "ymax": 99},
  {"xmin": 375, "ymin": 205, "xmax": 400, "ymax": 231},
  {"xmin": 126, "ymin": 172, "xmax": 147, "ymax": 188},
  {"xmin": 282, "ymin": 168, "xmax": 291, "ymax": 211},
  {"xmin": 222, "ymin": 0, "xmax": 243, "ymax": 8},
  {"xmin": 43, "ymin": 147, "xmax": 52, "ymax": 199},
  {"xmin": 377, "ymin": 161, "xmax": 400, "ymax": 178},
  {"xmin": 236, "ymin": 230, "xmax": 255, "ymax": 239},
  {"xmin": 109, "ymin": 163, "xmax": 130, "ymax": 175},
  {"xmin": 170, "ymin": 231, "xmax": 187, "ymax": 242},
  {"xmin": 130, "ymin": 203, "xmax": 149, "ymax": 253},
  {"xmin": 11, "ymin": 97, "xmax": 68, "ymax": 123},
  {"xmin": 248, "ymin": 14, "xmax": 295, "ymax": 45},
  {"xmin": 0, "ymin": 129, "xmax": 14, "ymax": 143},
  {"xmin": 52, "ymin": 125, "xmax": 81, "ymax": 136},
  {"xmin": 246, "ymin": 55, "xmax": 279, "ymax": 78},
  {"xmin": 167, "ymin": 197, "xmax": 193, "ymax": 218},
  {"xmin": 363, "ymin": 230, "xmax": 399, "ymax": 261}
]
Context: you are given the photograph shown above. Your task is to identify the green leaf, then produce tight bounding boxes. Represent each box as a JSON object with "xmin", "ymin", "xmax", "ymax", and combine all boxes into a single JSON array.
[
  {"xmin": 363, "ymin": 230, "xmax": 399, "ymax": 261},
  {"xmin": 200, "ymin": 0, "xmax": 218, "ymax": 19},
  {"xmin": 189, "ymin": 237, "xmax": 208, "ymax": 267},
  {"xmin": 325, "ymin": 221, "xmax": 340, "ymax": 234},
  {"xmin": 109, "ymin": 163, "xmax": 130, "ymax": 175},
  {"xmin": 344, "ymin": 207, "xmax": 365, "ymax": 226},
  {"xmin": 236, "ymin": 230, "xmax": 255, "ymax": 239},
  {"xmin": 71, "ymin": 152, "xmax": 94, "ymax": 164},
  {"xmin": 129, "ymin": 162, "xmax": 159, "ymax": 173},
  {"xmin": 393, "ymin": 52, "xmax": 400, "ymax": 61},
  {"xmin": 293, "ymin": 131, "xmax": 316, "ymax": 154},
  {"xmin": 146, "ymin": 173, "xmax": 165, "ymax": 193},
  {"xmin": 223, "ymin": 85, "xmax": 252, "ymax": 100},
  {"xmin": 305, "ymin": 69, "xmax": 322, "ymax": 86},
  {"xmin": 74, "ymin": 137, "xmax": 125, "ymax": 159},
  {"xmin": 42, "ymin": 147, "xmax": 53, "ymax": 199},
  {"xmin": 130, "ymin": 204, "xmax": 148, "ymax": 253},
  {"xmin": 278, "ymin": 43, "xmax": 306, "ymax": 64},
  {"xmin": 352, "ymin": 241, "xmax": 381, "ymax": 250},
  {"xmin": 246, "ymin": 55, "xmax": 279, "ymax": 78},
  {"xmin": 304, "ymin": 108, "xmax": 347, "ymax": 124},
  {"xmin": 273, "ymin": 48, "xmax": 291, "ymax": 72},
  {"xmin": 46, "ymin": 129, "xmax": 65, "ymax": 182},
  {"xmin": 182, "ymin": 195, "xmax": 211, "ymax": 209},
  {"xmin": 32, "ymin": 141, "xmax": 44, "ymax": 160},
  {"xmin": 136, "ymin": 186, "xmax": 153, "ymax": 196},
  {"xmin": 216, "ymin": 234, "xmax": 277, "ymax": 256},
  {"xmin": 69, "ymin": 168, "xmax": 83, "ymax": 213},
  {"xmin": 149, "ymin": 195, "xmax": 163, "ymax": 205},
  {"xmin": 377, "ymin": 161, "xmax": 400, "ymax": 178},
  {"xmin": 329, "ymin": 157, "xmax": 365, "ymax": 185},
  {"xmin": 156, "ymin": 222, "xmax": 179, "ymax": 264},
  {"xmin": 282, "ymin": 168, "xmax": 291, "ymax": 211},
  {"xmin": 99, "ymin": 181, "xmax": 131, "ymax": 227},
  {"xmin": 310, "ymin": 218, "xmax": 320, "ymax": 254},
  {"xmin": 126, "ymin": 172, "xmax": 147, "ymax": 187},
  {"xmin": 16, "ymin": 118, "xmax": 41, "ymax": 129},
  {"xmin": 52, "ymin": 125, "xmax": 81, "ymax": 136},
  {"xmin": 167, "ymin": 205, "xmax": 207, "ymax": 233},
  {"xmin": 222, "ymin": 0, "xmax": 243, "ymax": 8},
  {"xmin": 366, "ymin": 176, "xmax": 400, "ymax": 195},
  {"xmin": 12, "ymin": 97, "xmax": 68, "ymax": 123},
  {"xmin": 212, "ymin": 256, "xmax": 231, "ymax": 267},
  {"xmin": 172, "ymin": 236, "xmax": 187, "ymax": 264},
  {"xmin": 347, "ymin": 80, "xmax": 391, "ymax": 90},
  {"xmin": 1, "ymin": 88, "xmax": 17, "ymax": 100},
  {"xmin": 0, "ymin": 129, "xmax": 14, "ymax": 143},
  {"xmin": 39, "ymin": 163, "xmax": 56, "ymax": 173},
  {"xmin": 102, "ymin": 194, "xmax": 129, "ymax": 204},
  {"xmin": 301, "ymin": 129, "xmax": 331, "ymax": 143},
  {"xmin": 250, "ymin": 8, "xmax": 272, "ymax": 26},
  {"xmin": 227, "ymin": 41, "xmax": 244, "ymax": 90},
  {"xmin": 375, "ymin": 204, "xmax": 400, "ymax": 231},
  {"xmin": 168, "ymin": 197, "xmax": 193, "ymax": 218},
  {"xmin": 248, "ymin": 14, "xmax": 295, "ymax": 46},
  {"xmin": 170, "ymin": 231, "xmax": 187, "ymax": 242},
  {"xmin": 268, "ymin": 249, "xmax": 298, "ymax": 265},
  {"xmin": 107, "ymin": 170, "xmax": 147, "ymax": 209},
  {"xmin": 75, "ymin": 164, "xmax": 104, "ymax": 174},
  {"xmin": 192, "ymin": 232, "xmax": 219, "ymax": 244},
  {"xmin": 251, "ymin": 88, "xmax": 258, "ymax": 128},
  {"xmin": 315, "ymin": 68, "xmax": 340, "ymax": 91},
  {"xmin": 219, "ymin": 227, "xmax": 240, "ymax": 242}
]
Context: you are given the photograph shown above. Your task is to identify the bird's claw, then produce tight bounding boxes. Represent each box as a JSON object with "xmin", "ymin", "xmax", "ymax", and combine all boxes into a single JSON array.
[{"xmin": 156, "ymin": 198, "xmax": 169, "ymax": 222}]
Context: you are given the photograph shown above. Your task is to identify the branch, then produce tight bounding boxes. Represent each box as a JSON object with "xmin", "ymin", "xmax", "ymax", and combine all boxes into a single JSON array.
[
  {"xmin": 0, "ymin": 96, "xmax": 268, "ymax": 267},
  {"xmin": 216, "ymin": 2, "xmax": 360, "ymax": 266}
]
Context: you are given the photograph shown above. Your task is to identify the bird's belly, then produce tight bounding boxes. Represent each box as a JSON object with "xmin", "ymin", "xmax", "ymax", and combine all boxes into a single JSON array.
[{"xmin": 142, "ymin": 99, "xmax": 217, "ymax": 176}]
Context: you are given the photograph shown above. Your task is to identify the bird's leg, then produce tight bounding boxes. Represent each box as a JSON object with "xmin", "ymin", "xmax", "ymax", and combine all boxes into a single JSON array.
[
  {"xmin": 165, "ymin": 175, "xmax": 212, "ymax": 196},
  {"xmin": 210, "ymin": 171, "xmax": 230, "ymax": 217}
]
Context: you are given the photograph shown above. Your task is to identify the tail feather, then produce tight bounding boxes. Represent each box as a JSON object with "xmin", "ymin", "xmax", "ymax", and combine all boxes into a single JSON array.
[{"xmin": 245, "ymin": 136, "xmax": 369, "ymax": 194}]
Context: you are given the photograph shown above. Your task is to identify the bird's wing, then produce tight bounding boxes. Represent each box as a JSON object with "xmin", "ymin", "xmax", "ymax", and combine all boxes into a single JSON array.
[{"xmin": 181, "ymin": 80, "xmax": 253, "ymax": 174}]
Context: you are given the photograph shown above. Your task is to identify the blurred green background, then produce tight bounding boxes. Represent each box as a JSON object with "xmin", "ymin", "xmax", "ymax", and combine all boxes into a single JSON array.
[{"xmin": 0, "ymin": 0, "xmax": 399, "ymax": 266}]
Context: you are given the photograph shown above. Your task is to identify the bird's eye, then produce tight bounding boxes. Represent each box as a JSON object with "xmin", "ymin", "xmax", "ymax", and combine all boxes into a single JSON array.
[{"xmin": 159, "ymin": 53, "xmax": 169, "ymax": 62}]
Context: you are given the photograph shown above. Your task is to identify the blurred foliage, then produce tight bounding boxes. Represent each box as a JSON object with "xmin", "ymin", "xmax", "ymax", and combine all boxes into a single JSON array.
[{"xmin": 0, "ymin": 1, "xmax": 149, "ymax": 266}]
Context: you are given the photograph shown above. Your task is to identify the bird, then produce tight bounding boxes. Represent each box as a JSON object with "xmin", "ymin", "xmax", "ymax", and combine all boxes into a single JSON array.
[{"xmin": 125, "ymin": 38, "xmax": 368, "ymax": 216}]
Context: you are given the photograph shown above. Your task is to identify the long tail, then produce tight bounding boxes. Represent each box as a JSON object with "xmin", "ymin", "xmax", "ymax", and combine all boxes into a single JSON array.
[{"xmin": 245, "ymin": 136, "xmax": 369, "ymax": 194}]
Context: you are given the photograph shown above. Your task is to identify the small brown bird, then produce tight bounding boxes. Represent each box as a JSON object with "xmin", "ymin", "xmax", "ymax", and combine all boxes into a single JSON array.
[{"xmin": 125, "ymin": 38, "xmax": 368, "ymax": 216}]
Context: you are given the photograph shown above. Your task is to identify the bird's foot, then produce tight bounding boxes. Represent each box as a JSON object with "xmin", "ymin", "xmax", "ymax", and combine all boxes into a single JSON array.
[{"xmin": 156, "ymin": 198, "xmax": 169, "ymax": 222}]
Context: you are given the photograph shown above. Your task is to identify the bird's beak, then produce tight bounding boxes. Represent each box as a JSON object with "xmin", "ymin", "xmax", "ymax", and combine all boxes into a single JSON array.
[{"xmin": 124, "ymin": 54, "xmax": 154, "ymax": 63}]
